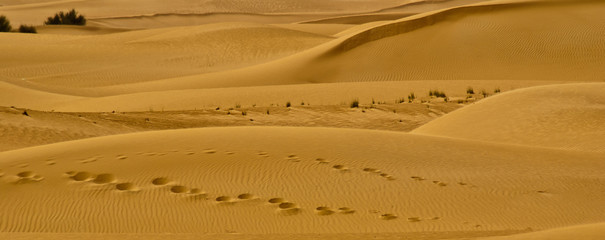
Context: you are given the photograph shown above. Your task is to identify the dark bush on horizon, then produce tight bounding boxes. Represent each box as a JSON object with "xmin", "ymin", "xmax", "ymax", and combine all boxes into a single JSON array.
[
  {"xmin": 19, "ymin": 25, "xmax": 37, "ymax": 33},
  {"xmin": 45, "ymin": 9, "xmax": 86, "ymax": 25},
  {"xmin": 0, "ymin": 15, "xmax": 12, "ymax": 32}
]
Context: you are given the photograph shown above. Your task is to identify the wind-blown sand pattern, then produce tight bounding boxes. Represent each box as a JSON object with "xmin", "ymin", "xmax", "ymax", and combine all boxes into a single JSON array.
[{"xmin": 1, "ymin": 0, "xmax": 604, "ymax": 239}]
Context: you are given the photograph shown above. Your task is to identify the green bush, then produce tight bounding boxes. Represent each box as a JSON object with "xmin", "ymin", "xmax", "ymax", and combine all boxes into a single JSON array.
[
  {"xmin": 0, "ymin": 15, "xmax": 12, "ymax": 32},
  {"xmin": 45, "ymin": 9, "xmax": 86, "ymax": 25},
  {"xmin": 18, "ymin": 25, "xmax": 37, "ymax": 33}
]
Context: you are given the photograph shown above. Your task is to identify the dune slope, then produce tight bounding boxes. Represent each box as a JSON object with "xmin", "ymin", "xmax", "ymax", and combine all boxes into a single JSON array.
[
  {"xmin": 1, "ymin": 127, "xmax": 604, "ymax": 234},
  {"xmin": 413, "ymin": 83, "xmax": 605, "ymax": 152},
  {"xmin": 0, "ymin": 22, "xmax": 331, "ymax": 90},
  {"xmin": 87, "ymin": 0, "xmax": 605, "ymax": 94}
]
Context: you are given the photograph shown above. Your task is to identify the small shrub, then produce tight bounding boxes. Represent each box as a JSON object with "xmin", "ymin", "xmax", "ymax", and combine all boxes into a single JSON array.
[
  {"xmin": 0, "ymin": 15, "xmax": 11, "ymax": 32},
  {"xmin": 408, "ymin": 92, "xmax": 416, "ymax": 102},
  {"xmin": 481, "ymin": 89, "xmax": 489, "ymax": 98},
  {"xmin": 397, "ymin": 98, "xmax": 405, "ymax": 103},
  {"xmin": 18, "ymin": 25, "xmax": 37, "ymax": 33},
  {"xmin": 494, "ymin": 87, "xmax": 501, "ymax": 93},
  {"xmin": 350, "ymin": 99, "xmax": 359, "ymax": 108},
  {"xmin": 241, "ymin": 111, "xmax": 247, "ymax": 116},
  {"xmin": 429, "ymin": 90, "xmax": 446, "ymax": 98},
  {"xmin": 266, "ymin": 110, "xmax": 270, "ymax": 115},
  {"xmin": 286, "ymin": 101, "xmax": 291, "ymax": 108},
  {"xmin": 45, "ymin": 9, "xmax": 86, "ymax": 25},
  {"xmin": 466, "ymin": 87, "xmax": 474, "ymax": 95},
  {"xmin": 235, "ymin": 104, "xmax": 241, "ymax": 109},
  {"xmin": 372, "ymin": 98, "xmax": 375, "ymax": 104}
]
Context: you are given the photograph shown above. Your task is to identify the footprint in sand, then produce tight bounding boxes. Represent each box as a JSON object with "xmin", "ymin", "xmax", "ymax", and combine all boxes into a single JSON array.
[
  {"xmin": 433, "ymin": 181, "xmax": 447, "ymax": 187},
  {"xmin": 115, "ymin": 182, "xmax": 138, "ymax": 192},
  {"xmin": 92, "ymin": 173, "xmax": 116, "ymax": 184},
  {"xmin": 151, "ymin": 177, "xmax": 170, "ymax": 186},
  {"xmin": 170, "ymin": 185, "xmax": 188, "ymax": 194},
  {"xmin": 11, "ymin": 171, "xmax": 44, "ymax": 183},
  {"xmin": 188, "ymin": 188, "xmax": 208, "ymax": 199},
  {"xmin": 338, "ymin": 207, "xmax": 356, "ymax": 214},
  {"xmin": 277, "ymin": 202, "xmax": 301, "ymax": 215},
  {"xmin": 408, "ymin": 217, "xmax": 421, "ymax": 222},
  {"xmin": 380, "ymin": 173, "xmax": 396, "ymax": 181},
  {"xmin": 185, "ymin": 151, "xmax": 196, "ymax": 155},
  {"xmin": 332, "ymin": 164, "xmax": 350, "ymax": 172},
  {"xmin": 79, "ymin": 157, "xmax": 100, "ymax": 164},
  {"xmin": 380, "ymin": 213, "xmax": 398, "ymax": 220},
  {"xmin": 45, "ymin": 160, "xmax": 56, "ymax": 165},
  {"xmin": 237, "ymin": 193, "xmax": 257, "ymax": 200},
  {"xmin": 215, "ymin": 196, "xmax": 236, "ymax": 204},
  {"xmin": 315, "ymin": 158, "xmax": 330, "ymax": 164},
  {"xmin": 69, "ymin": 171, "xmax": 94, "ymax": 182},
  {"xmin": 411, "ymin": 176, "xmax": 426, "ymax": 181},
  {"xmin": 363, "ymin": 168, "xmax": 381, "ymax": 174},
  {"xmin": 315, "ymin": 206, "xmax": 335, "ymax": 216},
  {"xmin": 225, "ymin": 151, "xmax": 235, "ymax": 155},
  {"xmin": 268, "ymin": 197, "xmax": 285, "ymax": 204},
  {"xmin": 116, "ymin": 155, "xmax": 128, "ymax": 160},
  {"xmin": 286, "ymin": 155, "xmax": 300, "ymax": 162},
  {"xmin": 258, "ymin": 151, "xmax": 269, "ymax": 157},
  {"xmin": 203, "ymin": 149, "xmax": 217, "ymax": 154}
]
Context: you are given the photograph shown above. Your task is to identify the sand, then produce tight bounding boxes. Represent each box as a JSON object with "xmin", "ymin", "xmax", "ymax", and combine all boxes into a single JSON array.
[{"xmin": 1, "ymin": 0, "xmax": 604, "ymax": 239}]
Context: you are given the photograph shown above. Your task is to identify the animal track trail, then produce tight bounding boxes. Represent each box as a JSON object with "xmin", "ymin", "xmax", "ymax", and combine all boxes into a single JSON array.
[{"xmin": 363, "ymin": 167, "xmax": 396, "ymax": 181}]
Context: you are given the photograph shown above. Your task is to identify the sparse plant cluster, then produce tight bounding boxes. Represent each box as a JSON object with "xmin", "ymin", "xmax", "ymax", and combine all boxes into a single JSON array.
[
  {"xmin": 45, "ymin": 9, "xmax": 86, "ymax": 25},
  {"xmin": 466, "ymin": 87, "xmax": 474, "ymax": 95},
  {"xmin": 428, "ymin": 89, "xmax": 446, "ymax": 98},
  {"xmin": 350, "ymin": 99, "xmax": 359, "ymax": 108},
  {"xmin": 408, "ymin": 92, "xmax": 416, "ymax": 102}
]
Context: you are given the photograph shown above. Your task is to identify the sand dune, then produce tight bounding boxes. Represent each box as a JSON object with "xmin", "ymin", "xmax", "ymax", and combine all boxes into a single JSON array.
[
  {"xmin": 1, "ymin": 127, "xmax": 604, "ymax": 235},
  {"xmin": 0, "ymin": 22, "xmax": 331, "ymax": 90},
  {"xmin": 0, "ymin": 0, "xmax": 408, "ymax": 26},
  {"xmin": 2, "ymin": 0, "xmax": 604, "ymax": 238},
  {"xmin": 0, "ymin": 102, "xmax": 461, "ymax": 151},
  {"xmin": 74, "ymin": 0, "xmax": 605, "ymax": 96},
  {"xmin": 413, "ymin": 83, "xmax": 605, "ymax": 152}
]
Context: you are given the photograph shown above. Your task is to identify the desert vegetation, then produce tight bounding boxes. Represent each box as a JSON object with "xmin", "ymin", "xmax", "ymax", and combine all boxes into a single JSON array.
[
  {"xmin": 18, "ymin": 25, "xmax": 37, "ymax": 33},
  {"xmin": 0, "ymin": 15, "xmax": 12, "ymax": 32},
  {"xmin": 45, "ymin": 9, "xmax": 86, "ymax": 25}
]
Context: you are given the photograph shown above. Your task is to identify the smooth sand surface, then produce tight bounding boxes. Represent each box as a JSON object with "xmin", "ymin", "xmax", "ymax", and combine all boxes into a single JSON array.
[{"xmin": 413, "ymin": 83, "xmax": 605, "ymax": 152}]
